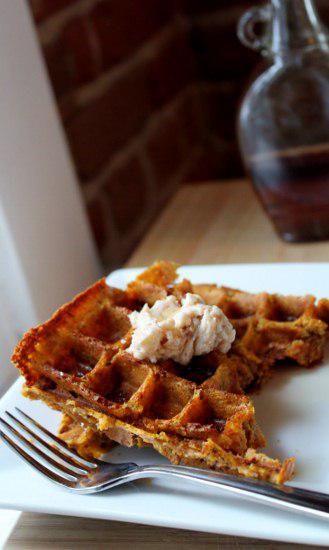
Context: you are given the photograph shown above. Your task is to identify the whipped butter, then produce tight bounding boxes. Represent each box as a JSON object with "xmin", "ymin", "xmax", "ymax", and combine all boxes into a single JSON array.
[{"xmin": 127, "ymin": 293, "xmax": 235, "ymax": 365}]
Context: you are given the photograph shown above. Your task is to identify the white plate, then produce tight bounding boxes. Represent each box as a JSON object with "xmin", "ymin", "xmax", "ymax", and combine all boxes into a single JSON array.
[{"xmin": 1, "ymin": 263, "xmax": 329, "ymax": 546}]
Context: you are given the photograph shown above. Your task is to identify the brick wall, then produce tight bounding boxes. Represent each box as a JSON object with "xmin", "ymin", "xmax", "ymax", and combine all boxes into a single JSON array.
[{"xmin": 28, "ymin": 0, "xmax": 329, "ymax": 268}]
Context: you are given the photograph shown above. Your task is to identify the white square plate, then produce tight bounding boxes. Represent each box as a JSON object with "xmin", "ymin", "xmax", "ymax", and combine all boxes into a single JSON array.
[{"xmin": 1, "ymin": 264, "xmax": 329, "ymax": 546}]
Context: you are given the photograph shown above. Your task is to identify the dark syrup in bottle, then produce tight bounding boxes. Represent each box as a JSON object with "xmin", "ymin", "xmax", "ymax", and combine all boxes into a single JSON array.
[{"xmin": 248, "ymin": 143, "xmax": 329, "ymax": 242}]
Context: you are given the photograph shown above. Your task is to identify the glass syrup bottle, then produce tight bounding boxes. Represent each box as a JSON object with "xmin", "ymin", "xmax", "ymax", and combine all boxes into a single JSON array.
[{"xmin": 238, "ymin": 0, "xmax": 329, "ymax": 242}]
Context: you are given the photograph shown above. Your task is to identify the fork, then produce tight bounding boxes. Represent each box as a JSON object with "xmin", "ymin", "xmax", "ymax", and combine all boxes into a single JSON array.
[{"xmin": 1, "ymin": 408, "xmax": 329, "ymax": 522}]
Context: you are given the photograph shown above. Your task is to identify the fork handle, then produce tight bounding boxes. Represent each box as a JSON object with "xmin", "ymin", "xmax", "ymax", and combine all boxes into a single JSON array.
[{"xmin": 128, "ymin": 465, "xmax": 329, "ymax": 521}]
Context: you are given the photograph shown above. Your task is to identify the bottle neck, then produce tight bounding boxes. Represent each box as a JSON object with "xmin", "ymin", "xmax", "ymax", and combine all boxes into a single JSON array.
[{"xmin": 270, "ymin": 0, "xmax": 329, "ymax": 57}]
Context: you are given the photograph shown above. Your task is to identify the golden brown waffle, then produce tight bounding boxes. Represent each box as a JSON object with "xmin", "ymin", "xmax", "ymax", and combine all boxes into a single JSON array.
[
  {"xmin": 24, "ymin": 384, "xmax": 294, "ymax": 483},
  {"xmin": 58, "ymin": 414, "xmax": 115, "ymax": 459},
  {"xmin": 13, "ymin": 271, "xmax": 295, "ymax": 484},
  {"xmin": 123, "ymin": 262, "xmax": 328, "ymax": 396},
  {"xmin": 193, "ymin": 284, "xmax": 327, "ymax": 368},
  {"xmin": 317, "ymin": 298, "xmax": 329, "ymax": 325}
]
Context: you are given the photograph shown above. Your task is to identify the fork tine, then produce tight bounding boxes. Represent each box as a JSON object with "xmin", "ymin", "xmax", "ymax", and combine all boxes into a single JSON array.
[
  {"xmin": 5, "ymin": 411, "xmax": 90, "ymax": 475},
  {"xmin": 0, "ymin": 417, "xmax": 81, "ymax": 481},
  {"xmin": 0, "ymin": 429, "xmax": 76, "ymax": 488},
  {"xmin": 15, "ymin": 407, "xmax": 99, "ymax": 468}
]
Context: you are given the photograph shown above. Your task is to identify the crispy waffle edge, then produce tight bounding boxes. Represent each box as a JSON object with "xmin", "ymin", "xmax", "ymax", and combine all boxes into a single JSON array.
[{"xmin": 11, "ymin": 278, "xmax": 121, "ymax": 385}]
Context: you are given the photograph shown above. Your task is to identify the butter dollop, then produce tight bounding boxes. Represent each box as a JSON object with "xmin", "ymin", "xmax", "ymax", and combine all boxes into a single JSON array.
[{"xmin": 127, "ymin": 293, "xmax": 235, "ymax": 365}]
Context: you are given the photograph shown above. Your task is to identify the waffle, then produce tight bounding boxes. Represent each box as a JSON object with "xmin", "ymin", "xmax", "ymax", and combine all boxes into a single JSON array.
[
  {"xmin": 127, "ymin": 262, "xmax": 327, "ymax": 390},
  {"xmin": 13, "ymin": 270, "xmax": 296, "ymax": 484},
  {"xmin": 23, "ymin": 384, "xmax": 293, "ymax": 483},
  {"xmin": 58, "ymin": 413, "xmax": 115, "ymax": 459},
  {"xmin": 193, "ymin": 284, "xmax": 327, "ymax": 367}
]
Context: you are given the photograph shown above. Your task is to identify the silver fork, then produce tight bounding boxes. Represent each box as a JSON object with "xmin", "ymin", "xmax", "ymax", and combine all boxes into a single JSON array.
[{"xmin": 1, "ymin": 408, "xmax": 329, "ymax": 522}]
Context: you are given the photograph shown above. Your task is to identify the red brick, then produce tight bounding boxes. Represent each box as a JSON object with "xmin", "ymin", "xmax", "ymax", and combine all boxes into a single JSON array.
[
  {"xmin": 318, "ymin": 3, "xmax": 329, "ymax": 27},
  {"xmin": 185, "ymin": 141, "xmax": 243, "ymax": 182},
  {"xmin": 63, "ymin": 17, "xmax": 101, "ymax": 82},
  {"xmin": 58, "ymin": 94, "xmax": 79, "ymax": 122},
  {"xmin": 169, "ymin": 0, "xmax": 255, "ymax": 17},
  {"xmin": 44, "ymin": 16, "xmax": 101, "ymax": 97},
  {"xmin": 87, "ymin": 197, "xmax": 108, "ymax": 250},
  {"xmin": 148, "ymin": 28, "xmax": 196, "ymax": 108},
  {"xmin": 182, "ymin": 0, "xmax": 234, "ymax": 16},
  {"xmin": 191, "ymin": 16, "xmax": 259, "ymax": 80},
  {"xmin": 201, "ymin": 83, "xmax": 244, "ymax": 141},
  {"xmin": 104, "ymin": 156, "xmax": 147, "ymax": 233},
  {"xmin": 43, "ymin": 39, "xmax": 71, "ymax": 97},
  {"xmin": 29, "ymin": 0, "xmax": 77, "ymax": 23},
  {"xmin": 219, "ymin": 143, "xmax": 244, "ymax": 179},
  {"xmin": 184, "ymin": 147, "xmax": 220, "ymax": 182},
  {"xmin": 175, "ymin": 90, "xmax": 207, "ymax": 152},
  {"xmin": 91, "ymin": 0, "xmax": 172, "ymax": 70},
  {"xmin": 146, "ymin": 112, "xmax": 186, "ymax": 187},
  {"xmin": 66, "ymin": 64, "xmax": 151, "ymax": 180}
]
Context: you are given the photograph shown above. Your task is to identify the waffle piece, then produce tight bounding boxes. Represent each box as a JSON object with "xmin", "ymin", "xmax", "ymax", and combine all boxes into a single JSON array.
[
  {"xmin": 181, "ymin": 344, "xmax": 271, "ymax": 395},
  {"xmin": 194, "ymin": 284, "xmax": 328, "ymax": 368},
  {"xmin": 317, "ymin": 298, "xmax": 329, "ymax": 325},
  {"xmin": 127, "ymin": 262, "xmax": 328, "ymax": 392},
  {"xmin": 13, "ymin": 277, "xmax": 294, "ymax": 484},
  {"xmin": 23, "ymin": 385, "xmax": 294, "ymax": 484},
  {"xmin": 58, "ymin": 414, "xmax": 116, "ymax": 459},
  {"xmin": 127, "ymin": 262, "xmax": 327, "ymax": 369},
  {"xmin": 127, "ymin": 260, "xmax": 193, "ymax": 306}
]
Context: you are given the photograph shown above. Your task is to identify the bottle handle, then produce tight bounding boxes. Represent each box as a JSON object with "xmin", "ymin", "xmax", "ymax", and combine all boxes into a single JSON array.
[{"xmin": 237, "ymin": 4, "xmax": 272, "ymax": 54}]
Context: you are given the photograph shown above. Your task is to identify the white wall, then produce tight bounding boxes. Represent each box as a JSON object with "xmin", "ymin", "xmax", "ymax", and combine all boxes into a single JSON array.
[{"xmin": 0, "ymin": 1, "xmax": 102, "ymax": 394}]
